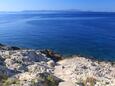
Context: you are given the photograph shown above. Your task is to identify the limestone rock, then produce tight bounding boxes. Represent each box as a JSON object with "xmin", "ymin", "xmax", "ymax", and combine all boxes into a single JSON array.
[
  {"xmin": 47, "ymin": 60, "xmax": 56, "ymax": 67},
  {"xmin": 0, "ymin": 44, "xmax": 114, "ymax": 86},
  {"xmin": 59, "ymin": 82, "xmax": 76, "ymax": 86}
]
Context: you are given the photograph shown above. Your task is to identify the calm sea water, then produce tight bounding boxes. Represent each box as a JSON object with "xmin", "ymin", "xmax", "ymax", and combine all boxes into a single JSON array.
[{"xmin": 0, "ymin": 12, "xmax": 115, "ymax": 61}]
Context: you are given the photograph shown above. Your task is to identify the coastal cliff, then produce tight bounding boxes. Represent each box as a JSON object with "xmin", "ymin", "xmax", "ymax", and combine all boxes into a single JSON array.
[{"xmin": 0, "ymin": 44, "xmax": 115, "ymax": 86}]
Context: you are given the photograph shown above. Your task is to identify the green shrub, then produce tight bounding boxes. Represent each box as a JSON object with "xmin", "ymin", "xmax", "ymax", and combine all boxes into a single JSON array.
[
  {"xmin": 3, "ymin": 78, "xmax": 20, "ymax": 86},
  {"xmin": 45, "ymin": 75, "xmax": 57, "ymax": 86},
  {"xmin": 38, "ymin": 73, "xmax": 60, "ymax": 86},
  {"xmin": 31, "ymin": 79, "xmax": 37, "ymax": 85}
]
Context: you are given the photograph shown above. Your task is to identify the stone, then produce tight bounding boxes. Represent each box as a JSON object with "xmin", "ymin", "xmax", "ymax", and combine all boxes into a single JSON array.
[
  {"xmin": 59, "ymin": 82, "xmax": 76, "ymax": 86},
  {"xmin": 41, "ymin": 49, "xmax": 63, "ymax": 62},
  {"xmin": 47, "ymin": 60, "xmax": 56, "ymax": 67}
]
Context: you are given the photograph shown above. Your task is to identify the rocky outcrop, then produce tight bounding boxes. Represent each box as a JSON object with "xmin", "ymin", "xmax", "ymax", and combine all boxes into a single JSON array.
[
  {"xmin": 54, "ymin": 57, "xmax": 115, "ymax": 86},
  {"xmin": 0, "ymin": 44, "xmax": 63, "ymax": 62},
  {"xmin": 0, "ymin": 50, "xmax": 62, "ymax": 86},
  {"xmin": 0, "ymin": 44, "xmax": 114, "ymax": 86}
]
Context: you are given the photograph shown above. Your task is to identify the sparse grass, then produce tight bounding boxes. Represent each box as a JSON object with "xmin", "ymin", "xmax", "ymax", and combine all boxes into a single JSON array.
[
  {"xmin": 0, "ymin": 74, "xmax": 8, "ymax": 80},
  {"xmin": 31, "ymin": 79, "xmax": 37, "ymax": 85},
  {"xmin": 0, "ymin": 74, "xmax": 8, "ymax": 84},
  {"xmin": 2, "ymin": 78, "xmax": 20, "ymax": 86},
  {"xmin": 76, "ymin": 77, "xmax": 96, "ymax": 86},
  {"xmin": 44, "ymin": 75, "xmax": 58, "ymax": 86},
  {"xmin": 38, "ymin": 73, "xmax": 58, "ymax": 86},
  {"xmin": 83, "ymin": 77, "xmax": 96, "ymax": 86},
  {"xmin": 33, "ymin": 73, "xmax": 59, "ymax": 86}
]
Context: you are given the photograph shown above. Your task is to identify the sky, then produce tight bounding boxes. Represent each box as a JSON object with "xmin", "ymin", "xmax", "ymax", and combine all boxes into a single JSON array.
[{"xmin": 0, "ymin": 0, "xmax": 115, "ymax": 12}]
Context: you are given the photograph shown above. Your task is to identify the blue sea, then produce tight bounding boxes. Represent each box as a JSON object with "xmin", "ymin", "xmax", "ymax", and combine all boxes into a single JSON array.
[{"xmin": 0, "ymin": 11, "xmax": 115, "ymax": 61}]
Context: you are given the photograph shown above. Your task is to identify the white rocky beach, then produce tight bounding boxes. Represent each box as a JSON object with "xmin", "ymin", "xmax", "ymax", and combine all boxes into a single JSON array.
[{"xmin": 0, "ymin": 44, "xmax": 115, "ymax": 86}]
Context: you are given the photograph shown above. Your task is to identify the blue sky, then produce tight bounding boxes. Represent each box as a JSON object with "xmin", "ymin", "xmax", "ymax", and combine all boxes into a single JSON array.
[{"xmin": 0, "ymin": 0, "xmax": 115, "ymax": 12}]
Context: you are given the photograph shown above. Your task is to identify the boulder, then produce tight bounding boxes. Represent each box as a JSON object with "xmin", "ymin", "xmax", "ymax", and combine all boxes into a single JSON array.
[
  {"xmin": 41, "ymin": 49, "xmax": 63, "ymax": 62},
  {"xmin": 47, "ymin": 60, "xmax": 56, "ymax": 67}
]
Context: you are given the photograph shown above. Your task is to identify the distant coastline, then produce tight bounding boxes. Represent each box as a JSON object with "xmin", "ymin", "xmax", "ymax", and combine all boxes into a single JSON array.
[{"xmin": 0, "ymin": 10, "xmax": 115, "ymax": 14}]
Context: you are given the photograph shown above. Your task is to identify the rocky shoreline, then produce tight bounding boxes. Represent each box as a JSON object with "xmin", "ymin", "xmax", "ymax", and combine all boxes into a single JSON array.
[{"xmin": 0, "ymin": 43, "xmax": 115, "ymax": 86}]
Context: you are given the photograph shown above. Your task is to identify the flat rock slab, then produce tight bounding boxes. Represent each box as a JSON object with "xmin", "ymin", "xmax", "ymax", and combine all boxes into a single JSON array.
[{"xmin": 59, "ymin": 82, "xmax": 76, "ymax": 86}]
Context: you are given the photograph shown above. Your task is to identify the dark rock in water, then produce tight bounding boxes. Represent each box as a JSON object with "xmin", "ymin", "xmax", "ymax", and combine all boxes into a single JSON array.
[
  {"xmin": 0, "ymin": 43, "xmax": 20, "ymax": 50},
  {"xmin": 0, "ymin": 56, "xmax": 5, "ymax": 65},
  {"xmin": 0, "ymin": 43, "xmax": 4, "ymax": 46},
  {"xmin": 41, "ymin": 49, "xmax": 63, "ymax": 62},
  {"xmin": 0, "ymin": 43, "xmax": 5, "ymax": 50},
  {"xmin": 9, "ymin": 46, "xmax": 20, "ymax": 50}
]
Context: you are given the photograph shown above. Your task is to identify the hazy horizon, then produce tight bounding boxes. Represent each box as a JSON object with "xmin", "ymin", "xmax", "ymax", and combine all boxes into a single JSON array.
[
  {"xmin": 0, "ymin": 10, "xmax": 115, "ymax": 13},
  {"xmin": 0, "ymin": 0, "xmax": 115, "ymax": 12}
]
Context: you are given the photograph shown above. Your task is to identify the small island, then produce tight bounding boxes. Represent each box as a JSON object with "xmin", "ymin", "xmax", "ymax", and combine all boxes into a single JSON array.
[{"xmin": 0, "ymin": 43, "xmax": 115, "ymax": 86}]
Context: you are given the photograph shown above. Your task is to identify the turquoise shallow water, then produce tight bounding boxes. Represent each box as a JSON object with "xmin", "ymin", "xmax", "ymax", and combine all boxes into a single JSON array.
[{"xmin": 0, "ymin": 12, "xmax": 115, "ymax": 61}]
